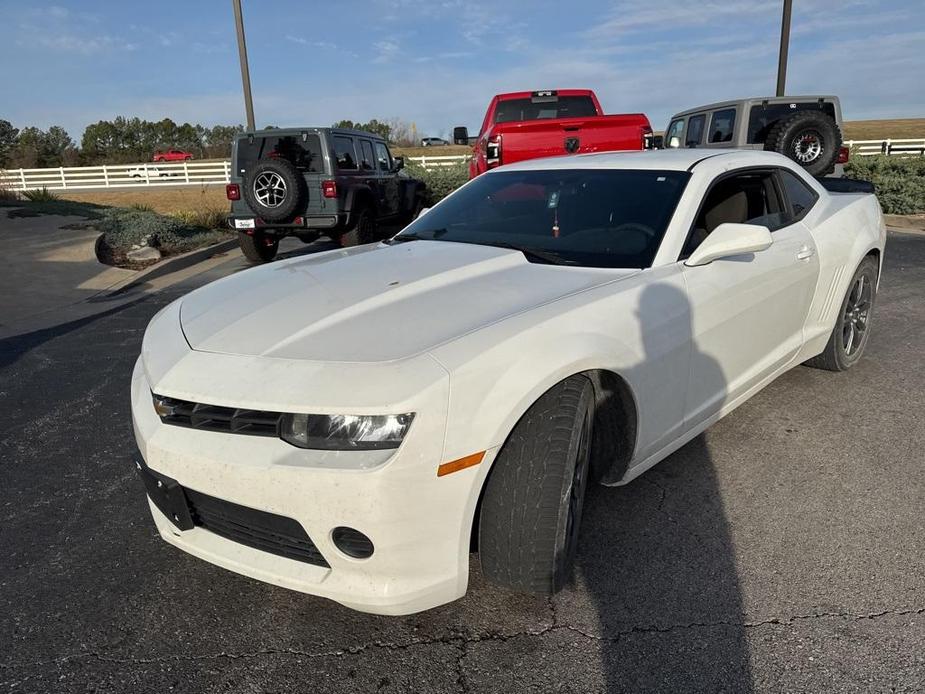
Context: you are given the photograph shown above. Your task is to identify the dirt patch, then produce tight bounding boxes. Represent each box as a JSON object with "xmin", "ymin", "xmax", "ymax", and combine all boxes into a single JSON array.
[{"xmin": 884, "ymin": 214, "xmax": 925, "ymax": 232}]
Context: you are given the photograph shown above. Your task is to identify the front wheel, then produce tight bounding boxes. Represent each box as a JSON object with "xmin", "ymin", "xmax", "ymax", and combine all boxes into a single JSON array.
[
  {"xmin": 478, "ymin": 375, "xmax": 594, "ymax": 594},
  {"xmin": 338, "ymin": 207, "xmax": 377, "ymax": 247},
  {"xmin": 805, "ymin": 256, "xmax": 878, "ymax": 371},
  {"xmin": 238, "ymin": 232, "xmax": 279, "ymax": 263}
]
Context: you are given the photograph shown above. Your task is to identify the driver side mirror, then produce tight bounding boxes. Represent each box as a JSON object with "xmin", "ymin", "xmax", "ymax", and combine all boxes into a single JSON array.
[
  {"xmin": 392, "ymin": 156, "xmax": 404, "ymax": 172},
  {"xmin": 684, "ymin": 223, "xmax": 773, "ymax": 267},
  {"xmin": 453, "ymin": 126, "xmax": 469, "ymax": 145}
]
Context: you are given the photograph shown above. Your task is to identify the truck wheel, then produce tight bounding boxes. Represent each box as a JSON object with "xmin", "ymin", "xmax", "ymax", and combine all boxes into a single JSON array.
[
  {"xmin": 805, "ymin": 256, "xmax": 878, "ymax": 371},
  {"xmin": 478, "ymin": 375, "xmax": 594, "ymax": 594},
  {"xmin": 338, "ymin": 207, "xmax": 377, "ymax": 247},
  {"xmin": 765, "ymin": 111, "xmax": 842, "ymax": 176},
  {"xmin": 242, "ymin": 158, "xmax": 306, "ymax": 223},
  {"xmin": 238, "ymin": 232, "xmax": 279, "ymax": 263}
]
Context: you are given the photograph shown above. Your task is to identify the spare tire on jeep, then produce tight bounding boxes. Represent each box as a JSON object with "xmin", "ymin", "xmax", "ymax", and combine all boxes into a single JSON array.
[
  {"xmin": 242, "ymin": 158, "xmax": 306, "ymax": 222},
  {"xmin": 765, "ymin": 110, "xmax": 842, "ymax": 176}
]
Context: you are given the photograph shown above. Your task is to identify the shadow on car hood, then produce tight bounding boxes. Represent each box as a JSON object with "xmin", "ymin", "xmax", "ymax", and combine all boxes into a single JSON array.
[{"xmin": 179, "ymin": 241, "xmax": 637, "ymax": 363}]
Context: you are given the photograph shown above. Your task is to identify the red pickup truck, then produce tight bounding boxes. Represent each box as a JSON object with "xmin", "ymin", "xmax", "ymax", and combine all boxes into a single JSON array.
[
  {"xmin": 455, "ymin": 89, "xmax": 652, "ymax": 179},
  {"xmin": 152, "ymin": 148, "xmax": 193, "ymax": 162}
]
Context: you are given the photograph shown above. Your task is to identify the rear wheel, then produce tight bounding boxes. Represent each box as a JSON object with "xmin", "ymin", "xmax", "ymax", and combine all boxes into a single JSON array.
[
  {"xmin": 338, "ymin": 207, "xmax": 377, "ymax": 247},
  {"xmin": 478, "ymin": 375, "xmax": 594, "ymax": 594},
  {"xmin": 238, "ymin": 232, "xmax": 279, "ymax": 263},
  {"xmin": 805, "ymin": 256, "xmax": 878, "ymax": 371}
]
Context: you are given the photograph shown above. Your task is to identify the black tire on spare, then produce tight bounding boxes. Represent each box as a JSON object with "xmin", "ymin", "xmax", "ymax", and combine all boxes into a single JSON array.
[
  {"xmin": 242, "ymin": 158, "xmax": 306, "ymax": 222},
  {"xmin": 804, "ymin": 256, "xmax": 878, "ymax": 371},
  {"xmin": 765, "ymin": 110, "xmax": 842, "ymax": 176},
  {"xmin": 478, "ymin": 375, "xmax": 594, "ymax": 594},
  {"xmin": 338, "ymin": 206, "xmax": 377, "ymax": 247},
  {"xmin": 238, "ymin": 232, "xmax": 279, "ymax": 263}
]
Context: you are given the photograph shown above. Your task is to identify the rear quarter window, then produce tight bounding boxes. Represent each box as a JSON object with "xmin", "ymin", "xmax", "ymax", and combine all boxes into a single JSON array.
[
  {"xmin": 709, "ymin": 109, "xmax": 737, "ymax": 143},
  {"xmin": 333, "ymin": 136, "xmax": 358, "ymax": 170},
  {"xmin": 778, "ymin": 169, "xmax": 819, "ymax": 221}
]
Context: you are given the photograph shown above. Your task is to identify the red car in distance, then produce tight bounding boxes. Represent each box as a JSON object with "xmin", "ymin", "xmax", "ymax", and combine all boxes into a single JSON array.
[{"xmin": 152, "ymin": 148, "xmax": 193, "ymax": 162}]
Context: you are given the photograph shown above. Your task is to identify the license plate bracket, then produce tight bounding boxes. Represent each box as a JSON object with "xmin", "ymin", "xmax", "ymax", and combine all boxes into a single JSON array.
[
  {"xmin": 135, "ymin": 460, "xmax": 194, "ymax": 531},
  {"xmin": 234, "ymin": 218, "xmax": 256, "ymax": 229}
]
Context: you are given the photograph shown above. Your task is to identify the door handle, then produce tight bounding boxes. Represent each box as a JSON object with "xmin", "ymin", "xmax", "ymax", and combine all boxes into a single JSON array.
[{"xmin": 797, "ymin": 245, "xmax": 815, "ymax": 260}]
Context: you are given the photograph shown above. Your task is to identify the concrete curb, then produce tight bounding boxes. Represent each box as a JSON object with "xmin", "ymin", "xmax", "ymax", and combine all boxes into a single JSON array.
[{"xmin": 101, "ymin": 236, "xmax": 238, "ymax": 295}]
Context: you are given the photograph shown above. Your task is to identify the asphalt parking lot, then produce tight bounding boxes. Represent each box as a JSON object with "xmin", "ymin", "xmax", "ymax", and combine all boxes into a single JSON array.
[{"xmin": 1, "ymin": 229, "xmax": 923, "ymax": 693}]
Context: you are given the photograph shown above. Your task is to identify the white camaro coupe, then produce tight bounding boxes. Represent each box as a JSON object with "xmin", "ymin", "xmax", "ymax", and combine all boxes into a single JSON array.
[{"xmin": 132, "ymin": 149, "xmax": 885, "ymax": 615}]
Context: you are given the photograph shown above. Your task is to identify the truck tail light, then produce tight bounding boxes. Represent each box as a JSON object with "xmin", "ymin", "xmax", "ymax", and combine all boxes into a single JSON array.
[
  {"xmin": 225, "ymin": 183, "xmax": 241, "ymax": 201},
  {"xmin": 322, "ymin": 180, "xmax": 338, "ymax": 198},
  {"xmin": 486, "ymin": 134, "xmax": 502, "ymax": 168},
  {"xmin": 642, "ymin": 125, "xmax": 654, "ymax": 150},
  {"xmin": 837, "ymin": 146, "xmax": 850, "ymax": 164}
]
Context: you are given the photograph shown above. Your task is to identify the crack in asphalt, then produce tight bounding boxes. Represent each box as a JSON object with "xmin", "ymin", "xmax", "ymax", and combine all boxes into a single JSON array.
[{"xmin": 3, "ymin": 606, "xmax": 921, "ymax": 676}]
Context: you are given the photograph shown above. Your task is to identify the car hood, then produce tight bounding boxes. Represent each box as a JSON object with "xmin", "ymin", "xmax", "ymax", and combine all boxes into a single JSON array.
[{"xmin": 179, "ymin": 241, "xmax": 638, "ymax": 363}]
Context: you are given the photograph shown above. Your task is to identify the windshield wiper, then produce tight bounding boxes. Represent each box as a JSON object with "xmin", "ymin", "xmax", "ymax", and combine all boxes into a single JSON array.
[
  {"xmin": 475, "ymin": 241, "xmax": 575, "ymax": 266},
  {"xmin": 386, "ymin": 228, "xmax": 447, "ymax": 244}
]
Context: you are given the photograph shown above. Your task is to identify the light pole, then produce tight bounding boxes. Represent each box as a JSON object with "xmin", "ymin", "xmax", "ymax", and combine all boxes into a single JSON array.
[
  {"xmin": 776, "ymin": 0, "xmax": 793, "ymax": 97},
  {"xmin": 232, "ymin": 0, "xmax": 256, "ymax": 130}
]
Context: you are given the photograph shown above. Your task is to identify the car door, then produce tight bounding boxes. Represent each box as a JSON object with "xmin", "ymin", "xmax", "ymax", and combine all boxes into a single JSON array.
[
  {"xmin": 374, "ymin": 141, "xmax": 401, "ymax": 218},
  {"xmin": 680, "ymin": 167, "xmax": 820, "ymax": 428},
  {"xmin": 356, "ymin": 138, "xmax": 382, "ymax": 209}
]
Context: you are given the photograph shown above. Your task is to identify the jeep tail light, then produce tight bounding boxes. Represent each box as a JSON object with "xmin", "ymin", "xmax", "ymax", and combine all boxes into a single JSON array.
[
  {"xmin": 486, "ymin": 134, "xmax": 502, "ymax": 169},
  {"xmin": 837, "ymin": 146, "xmax": 850, "ymax": 164},
  {"xmin": 226, "ymin": 183, "xmax": 241, "ymax": 201},
  {"xmin": 322, "ymin": 180, "xmax": 338, "ymax": 198}
]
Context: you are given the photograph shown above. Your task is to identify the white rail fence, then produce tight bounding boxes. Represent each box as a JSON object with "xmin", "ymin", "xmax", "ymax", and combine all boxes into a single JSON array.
[
  {"xmin": 844, "ymin": 138, "xmax": 925, "ymax": 157},
  {"xmin": 4, "ymin": 140, "xmax": 923, "ymax": 193},
  {"xmin": 0, "ymin": 155, "xmax": 470, "ymax": 192}
]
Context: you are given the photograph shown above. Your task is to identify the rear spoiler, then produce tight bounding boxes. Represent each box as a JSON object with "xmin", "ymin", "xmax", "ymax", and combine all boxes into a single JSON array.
[{"xmin": 817, "ymin": 177, "xmax": 875, "ymax": 194}]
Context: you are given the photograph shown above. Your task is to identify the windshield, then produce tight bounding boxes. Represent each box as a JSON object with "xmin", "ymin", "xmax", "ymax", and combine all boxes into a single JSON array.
[
  {"xmin": 494, "ymin": 96, "xmax": 598, "ymax": 123},
  {"xmin": 394, "ymin": 169, "xmax": 689, "ymax": 269}
]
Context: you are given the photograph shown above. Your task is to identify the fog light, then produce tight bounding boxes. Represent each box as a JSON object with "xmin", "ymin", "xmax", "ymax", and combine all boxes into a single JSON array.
[{"xmin": 332, "ymin": 526, "xmax": 374, "ymax": 559}]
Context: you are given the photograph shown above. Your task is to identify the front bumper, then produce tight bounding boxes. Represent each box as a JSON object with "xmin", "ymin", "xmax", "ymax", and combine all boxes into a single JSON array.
[{"xmin": 131, "ymin": 326, "xmax": 492, "ymax": 615}]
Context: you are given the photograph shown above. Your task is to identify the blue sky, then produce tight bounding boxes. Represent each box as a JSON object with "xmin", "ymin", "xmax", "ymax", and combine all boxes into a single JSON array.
[{"xmin": 1, "ymin": 0, "xmax": 923, "ymax": 142}]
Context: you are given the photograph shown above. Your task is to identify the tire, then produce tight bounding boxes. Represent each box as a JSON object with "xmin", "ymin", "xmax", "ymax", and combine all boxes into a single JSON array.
[
  {"xmin": 765, "ymin": 111, "xmax": 842, "ymax": 176},
  {"xmin": 238, "ymin": 232, "xmax": 279, "ymax": 263},
  {"xmin": 242, "ymin": 158, "xmax": 306, "ymax": 223},
  {"xmin": 338, "ymin": 206, "xmax": 377, "ymax": 247},
  {"xmin": 805, "ymin": 256, "xmax": 878, "ymax": 371},
  {"xmin": 478, "ymin": 375, "xmax": 594, "ymax": 594}
]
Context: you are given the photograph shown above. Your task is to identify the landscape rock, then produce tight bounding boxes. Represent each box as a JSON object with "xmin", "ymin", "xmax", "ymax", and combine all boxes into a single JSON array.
[{"xmin": 126, "ymin": 246, "xmax": 161, "ymax": 262}]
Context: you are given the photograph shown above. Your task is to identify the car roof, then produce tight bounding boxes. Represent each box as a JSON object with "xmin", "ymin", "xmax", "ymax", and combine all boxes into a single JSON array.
[
  {"xmin": 670, "ymin": 95, "xmax": 840, "ymax": 118},
  {"xmin": 494, "ymin": 148, "xmax": 800, "ymax": 173}
]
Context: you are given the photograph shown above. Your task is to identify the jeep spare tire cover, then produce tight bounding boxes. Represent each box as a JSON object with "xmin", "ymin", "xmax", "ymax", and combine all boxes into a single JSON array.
[
  {"xmin": 765, "ymin": 110, "xmax": 842, "ymax": 176},
  {"xmin": 242, "ymin": 157, "xmax": 306, "ymax": 222}
]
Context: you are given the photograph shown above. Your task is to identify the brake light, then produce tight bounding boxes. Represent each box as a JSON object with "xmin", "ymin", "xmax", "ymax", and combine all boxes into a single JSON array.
[
  {"xmin": 322, "ymin": 180, "xmax": 337, "ymax": 198},
  {"xmin": 225, "ymin": 183, "xmax": 240, "ymax": 201},
  {"xmin": 486, "ymin": 134, "xmax": 502, "ymax": 169},
  {"xmin": 837, "ymin": 146, "xmax": 850, "ymax": 164},
  {"xmin": 642, "ymin": 124, "xmax": 654, "ymax": 150}
]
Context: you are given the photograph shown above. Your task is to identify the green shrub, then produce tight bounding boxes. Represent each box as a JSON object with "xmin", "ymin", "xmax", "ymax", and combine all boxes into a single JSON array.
[
  {"xmin": 845, "ymin": 155, "xmax": 925, "ymax": 214},
  {"xmin": 406, "ymin": 161, "xmax": 469, "ymax": 206},
  {"xmin": 98, "ymin": 207, "xmax": 229, "ymax": 254},
  {"xmin": 22, "ymin": 186, "xmax": 60, "ymax": 202},
  {"xmin": 171, "ymin": 206, "xmax": 227, "ymax": 229}
]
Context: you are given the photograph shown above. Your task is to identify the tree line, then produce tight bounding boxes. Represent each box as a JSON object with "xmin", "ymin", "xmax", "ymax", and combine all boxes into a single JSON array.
[
  {"xmin": 0, "ymin": 115, "xmax": 428, "ymax": 170},
  {"xmin": 0, "ymin": 117, "xmax": 245, "ymax": 168}
]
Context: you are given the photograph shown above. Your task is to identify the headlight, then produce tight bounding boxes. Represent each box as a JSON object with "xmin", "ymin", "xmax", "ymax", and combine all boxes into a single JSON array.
[{"xmin": 279, "ymin": 413, "xmax": 415, "ymax": 450}]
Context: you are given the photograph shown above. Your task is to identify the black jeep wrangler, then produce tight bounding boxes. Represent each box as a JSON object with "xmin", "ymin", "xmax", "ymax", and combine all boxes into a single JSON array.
[{"xmin": 226, "ymin": 127, "xmax": 426, "ymax": 262}]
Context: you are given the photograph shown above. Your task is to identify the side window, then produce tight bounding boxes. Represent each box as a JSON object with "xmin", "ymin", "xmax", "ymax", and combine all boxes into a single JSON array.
[
  {"xmin": 709, "ymin": 109, "xmax": 736, "ymax": 143},
  {"xmin": 359, "ymin": 140, "xmax": 375, "ymax": 171},
  {"xmin": 686, "ymin": 114, "xmax": 706, "ymax": 147},
  {"xmin": 374, "ymin": 141, "xmax": 392, "ymax": 172},
  {"xmin": 778, "ymin": 169, "xmax": 818, "ymax": 221},
  {"xmin": 333, "ymin": 136, "xmax": 357, "ymax": 170},
  {"xmin": 682, "ymin": 170, "xmax": 785, "ymax": 258},
  {"xmin": 665, "ymin": 118, "xmax": 685, "ymax": 145}
]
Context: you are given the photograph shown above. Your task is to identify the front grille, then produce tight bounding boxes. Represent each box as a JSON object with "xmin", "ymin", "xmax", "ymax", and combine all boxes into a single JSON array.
[
  {"xmin": 154, "ymin": 394, "xmax": 281, "ymax": 437},
  {"xmin": 185, "ymin": 487, "xmax": 329, "ymax": 567}
]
